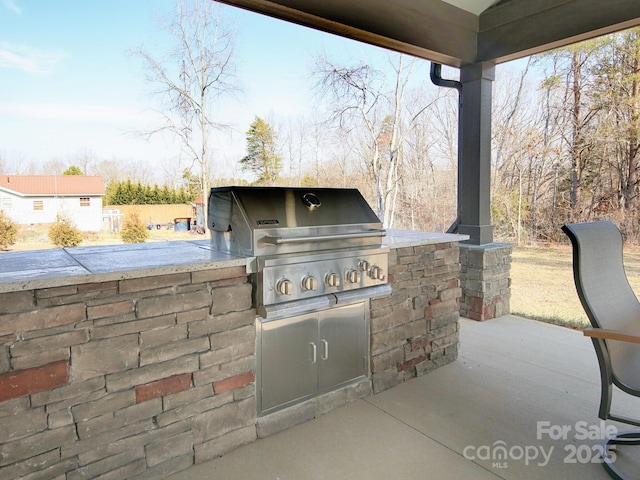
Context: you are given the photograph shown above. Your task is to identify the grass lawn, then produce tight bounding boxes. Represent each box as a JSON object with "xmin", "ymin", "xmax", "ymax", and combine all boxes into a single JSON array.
[{"xmin": 510, "ymin": 243, "xmax": 640, "ymax": 328}]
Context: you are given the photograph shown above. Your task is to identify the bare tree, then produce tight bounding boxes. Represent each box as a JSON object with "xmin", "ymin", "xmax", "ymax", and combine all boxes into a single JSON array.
[
  {"xmin": 491, "ymin": 62, "xmax": 539, "ymax": 243},
  {"xmin": 0, "ymin": 151, "xmax": 35, "ymax": 175},
  {"xmin": 67, "ymin": 147, "xmax": 98, "ymax": 176},
  {"xmin": 590, "ymin": 29, "xmax": 640, "ymax": 238},
  {"xmin": 39, "ymin": 159, "xmax": 67, "ymax": 175},
  {"xmin": 94, "ymin": 157, "xmax": 155, "ymax": 186},
  {"xmin": 537, "ymin": 43, "xmax": 601, "ymax": 223},
  {"xmin": 134, "ymin": 0, "xmax": 239, "ymax": 227},
  {"xmin": 280, "ymin": 115, "xmax": 304, "ymax": 185},
  {"xmin": 314, "ymin": 53, "xmax": 436, "ymax": 227}
]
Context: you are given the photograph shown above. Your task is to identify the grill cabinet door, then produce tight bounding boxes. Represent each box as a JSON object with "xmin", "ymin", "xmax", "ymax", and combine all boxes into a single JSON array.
[
  {"xmin": 318, "ymin": 302, "xmax": 367, "ymax": 391},
  {"xmin": 260, "ymin": 314, "xmax": 318, "ymax": 411}
]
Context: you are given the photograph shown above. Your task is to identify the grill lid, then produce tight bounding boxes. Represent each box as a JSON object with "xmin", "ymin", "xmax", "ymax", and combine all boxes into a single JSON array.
[
  {"xmin": 209, "ymin": 186, "xmax": 380, "ymax": 231},
  {"xmin": 208, "ymin": 186, "xmax": 384, "ymax": 256}
]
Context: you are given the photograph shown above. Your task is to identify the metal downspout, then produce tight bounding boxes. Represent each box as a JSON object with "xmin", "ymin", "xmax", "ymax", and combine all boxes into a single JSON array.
[{"xmin": 429, "ymin": 63, "xmax": 462, "ymax": 234}]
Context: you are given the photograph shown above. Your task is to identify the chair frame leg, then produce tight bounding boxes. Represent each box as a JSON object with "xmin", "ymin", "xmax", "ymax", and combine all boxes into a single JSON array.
[
  {"xmin": 591, "ymin": 338, "xmax": 614, "ymax": 421},
  {"xmin": 602, "ymin": 430, "xmax": 640, "ymax": 480}
]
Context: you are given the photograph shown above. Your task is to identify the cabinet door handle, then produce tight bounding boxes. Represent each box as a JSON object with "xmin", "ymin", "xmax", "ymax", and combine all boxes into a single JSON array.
[
  {"xmin": 310, "ymin": 342, "xmax": 317, "ymax": 363},
  {"xmin": 321, "ymin": 339, "xmax": 329, "ymax": 360}
]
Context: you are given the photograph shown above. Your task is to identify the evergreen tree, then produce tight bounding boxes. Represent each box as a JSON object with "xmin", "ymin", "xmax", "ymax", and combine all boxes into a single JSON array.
[
  {"xmin": 63, "ymin": 165, "xmax": 84, "ymax": 175},
  {"xmin": 120, "ymin": 210, "xmax": 150, "ymax": 244},
  {"xmin": 0, "ymin": 209, "xmax": 17, "ymax": 250},
  {"xmin": 177, "ymin": 185, "xmax": 191, "ymax": 203},
  {"xmin": 122, "ymin": 180, "xmax": 135, "ymax": 204},
  {"xmin": 160, "ymin": 184, "xmax": 172, "ymax": 203},
  {"xmin": 48, "ymin": 214, "xmax": 83, "ymax": 248},
  {"xmin": 103, "ymin": 180, "xmax": 198, "ymax": 205},
  {"xmin": 240, "ymin": 117, "xmax": 282, "ymax": 185},
  {"xmin": 182, "ymin": 169, "xmax": 201, "ymax": 199}
]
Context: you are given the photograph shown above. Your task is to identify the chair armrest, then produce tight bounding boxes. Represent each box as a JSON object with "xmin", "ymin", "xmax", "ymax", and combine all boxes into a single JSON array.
[{"xmin": 584, "ymin": 328, "xmax": 640, "ymax": 344}]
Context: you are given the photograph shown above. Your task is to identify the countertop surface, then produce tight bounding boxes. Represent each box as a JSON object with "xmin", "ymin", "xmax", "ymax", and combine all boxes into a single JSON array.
[
  {"xmin": 382, "ymin": 230, "xmax": 468, "ymax": 249},
  {"xmin": 0, "ymin": 230, "xmax": 468, "ymax": 292}
]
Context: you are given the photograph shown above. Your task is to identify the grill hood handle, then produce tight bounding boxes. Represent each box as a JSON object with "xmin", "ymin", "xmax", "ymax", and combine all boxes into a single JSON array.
[{"xmin": 261, "ymin": 230, "xmax": 386, "ymax": 245}]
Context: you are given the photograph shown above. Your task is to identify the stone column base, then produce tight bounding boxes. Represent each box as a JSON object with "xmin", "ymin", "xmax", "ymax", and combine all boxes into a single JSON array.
[{"xmin": 459, "ymin": 242, "xmax": 512, "ymax": 321}]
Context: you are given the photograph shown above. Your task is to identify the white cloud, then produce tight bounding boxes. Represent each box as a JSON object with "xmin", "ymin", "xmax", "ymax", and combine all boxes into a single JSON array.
[
  {"xmin": 0, "ymin": 43, "xmax": 67, "ymax": 74},
  {"xmin": 1, "ymin": 0, "xmax": 21, "ymax": 15}
]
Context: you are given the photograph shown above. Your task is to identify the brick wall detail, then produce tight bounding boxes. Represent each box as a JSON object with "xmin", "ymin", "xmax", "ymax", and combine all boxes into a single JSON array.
[
  {"xmin": 370, "ymin": 242, "xmax": 461, "ymax": 393},
  {"xmin": 0, "ymin": 360, "xmax": 70, "ymax": 402},
  {"xmin": 0, "ymin": 266, "xmax": 257, "ymax": 479}
]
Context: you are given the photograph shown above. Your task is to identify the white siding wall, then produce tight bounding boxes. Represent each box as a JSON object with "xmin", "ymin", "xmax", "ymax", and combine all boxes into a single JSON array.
[
  {"xmin": 0, "ymin": 192, "xmax": 103, "ymax": 231},
  {"xmin": 58, "ymin": 196, "xmax": 103, "ymax": 231}
]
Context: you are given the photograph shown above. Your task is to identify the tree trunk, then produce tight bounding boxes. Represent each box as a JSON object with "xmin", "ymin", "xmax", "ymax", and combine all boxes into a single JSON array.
[{"xmin": 570, "ymin": 50, "xmax": 583, "ymax": 222}]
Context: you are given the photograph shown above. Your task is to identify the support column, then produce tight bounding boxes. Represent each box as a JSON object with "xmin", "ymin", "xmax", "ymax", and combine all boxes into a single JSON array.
[
  {"xmin": 456, "ymin": 62, "xmax": 512, "ymax": 320},
  {"xmin": 458, "ymin": 62, "xmax": 495, "ymax": 245}
]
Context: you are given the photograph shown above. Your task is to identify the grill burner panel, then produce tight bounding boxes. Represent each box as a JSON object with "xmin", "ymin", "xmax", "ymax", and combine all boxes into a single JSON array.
[{"xmin": 255, "ymin": 248, "xmax": 388, "ymax": 307}]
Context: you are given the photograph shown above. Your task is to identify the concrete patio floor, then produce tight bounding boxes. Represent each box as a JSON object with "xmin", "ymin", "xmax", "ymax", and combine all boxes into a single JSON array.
[{"xmin": 168, "ymin": 315, "xmax": 640, "ymax": 479}]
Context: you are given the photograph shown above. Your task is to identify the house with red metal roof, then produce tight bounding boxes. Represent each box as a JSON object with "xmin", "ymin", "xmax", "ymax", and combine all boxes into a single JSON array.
[{"xmin": 0, "ymin": 175, "xmax": 105, "ymax": 231}]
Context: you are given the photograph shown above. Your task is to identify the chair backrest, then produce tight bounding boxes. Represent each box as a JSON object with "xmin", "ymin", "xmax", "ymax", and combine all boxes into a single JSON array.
[{"xmin": 563, "ymin": 221, "xmax": 640, "ymax": 391}]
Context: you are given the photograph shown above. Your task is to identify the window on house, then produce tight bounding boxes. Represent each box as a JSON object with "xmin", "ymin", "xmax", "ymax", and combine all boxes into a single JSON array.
[
  {"xmin": 33, "ymin": 200, "xmax": 43, "ymax": 211},
  {"xmin": 80, "ymin": 197, "xmax": 90, "ymax": 207},
  {"xmin": 1, "ymin": 198, "xmax": 11, "ymax": 210}
]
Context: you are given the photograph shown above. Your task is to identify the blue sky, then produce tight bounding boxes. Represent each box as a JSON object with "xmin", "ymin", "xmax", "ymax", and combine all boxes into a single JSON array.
[{"xmin": 1, "ymin": 0, "xmax": 404, "ymax": 180}]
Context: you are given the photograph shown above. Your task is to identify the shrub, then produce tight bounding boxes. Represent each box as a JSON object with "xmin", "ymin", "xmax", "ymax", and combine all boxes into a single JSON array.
[
  {"xmin": 48, "ymin": 215, "xmax": 83, "ymax": 248},
  {"xmin": 0, "ymin": 210, "xmax": 17, "ymax": 251},
  {"xmin": 120, "ymin": 210, "xmax": 149, "ymax": 244}
]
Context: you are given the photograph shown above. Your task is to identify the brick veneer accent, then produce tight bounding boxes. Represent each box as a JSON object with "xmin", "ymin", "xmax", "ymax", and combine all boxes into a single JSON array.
[
  {"xmin": 214, "ymin": 371, "xmax": 256, "ymax": 394},
  {"xmin": 135, "ymin": 373, "xmax": 193, "ymax": 403},
  {"xmin": 370, "ymin": 243, "xmax": 461, "ymax": 393},
  {"xmin": 0, "ymin": 360, "xmax": 70, "ymax": 402},
  {"xmin": 0, "ymin": 266, "xmax": 257, "ymax": 479}
]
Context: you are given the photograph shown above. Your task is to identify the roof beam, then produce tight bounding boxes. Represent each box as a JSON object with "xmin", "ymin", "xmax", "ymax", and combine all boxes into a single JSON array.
[
  {"xmin": 217, "ymin": 0, "xmax": 479, "ymax": 66},
  {"xmin": 218, "ymin": 0, "xmax": 640, "ymax": 66},
  {"xmin": 478, "ymin": 0, "xmax": 640, "ymax": 63}
]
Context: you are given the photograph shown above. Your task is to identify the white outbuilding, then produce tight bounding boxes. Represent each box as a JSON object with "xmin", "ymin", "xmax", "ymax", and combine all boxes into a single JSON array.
[{"xmin": 0, "ymin": 175, "xmax": 105, "ymax": 231}]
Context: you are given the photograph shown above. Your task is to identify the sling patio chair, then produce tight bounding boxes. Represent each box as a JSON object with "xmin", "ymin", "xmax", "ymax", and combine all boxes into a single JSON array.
[{"xmin": 562, "ymin": 221, "xmax": 640, "ymax": 480}]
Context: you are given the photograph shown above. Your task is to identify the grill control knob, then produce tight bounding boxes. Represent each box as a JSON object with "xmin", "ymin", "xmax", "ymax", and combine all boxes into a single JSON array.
[
  {"xmin": 358, "ymin": 260, "xmax": 370, "ymax": 272},
  {"xmin": 346, "ymin": 269, "xmax": 361, "ymax": 284},
  {"xmin": 301, "ymin": 275, "xmax": 318, "ymax": 291},
  {"xmin": 368, "ymin": 265, "xmax": 386, "ymax": 281},
  {"xmin": 325, "ymin": 272, "xmax": 341, "ymax": 288},
  {"xmin": 276, "ymin": 279, "xmax": 294, "ymax": 295}
]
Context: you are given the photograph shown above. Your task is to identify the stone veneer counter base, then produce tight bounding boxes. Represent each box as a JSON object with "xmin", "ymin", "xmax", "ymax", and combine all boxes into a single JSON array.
[{"xmin": 0, "ymin": 230, "xmax": 467, "ymax": 479}]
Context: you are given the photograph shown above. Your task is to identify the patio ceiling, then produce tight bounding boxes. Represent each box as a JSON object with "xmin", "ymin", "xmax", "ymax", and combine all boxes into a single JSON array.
[{"xmin": 217, "ymin": 0, "xmax": 640, "ymax": 67}]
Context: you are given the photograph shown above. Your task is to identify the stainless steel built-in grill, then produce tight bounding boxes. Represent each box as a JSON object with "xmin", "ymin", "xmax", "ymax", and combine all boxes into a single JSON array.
[
  {"xmin": 208, "ymin": 186, "xmax": 391, "ymax": 415},
  {"xmin": 208, "ymin": 186, "xmax": 391, "ymax": 317}
]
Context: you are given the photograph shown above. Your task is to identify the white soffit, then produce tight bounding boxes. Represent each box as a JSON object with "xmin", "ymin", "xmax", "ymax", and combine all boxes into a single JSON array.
[{"xmin": 442, "ymin": 0, "xmax": 502, "ymax": 15}]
